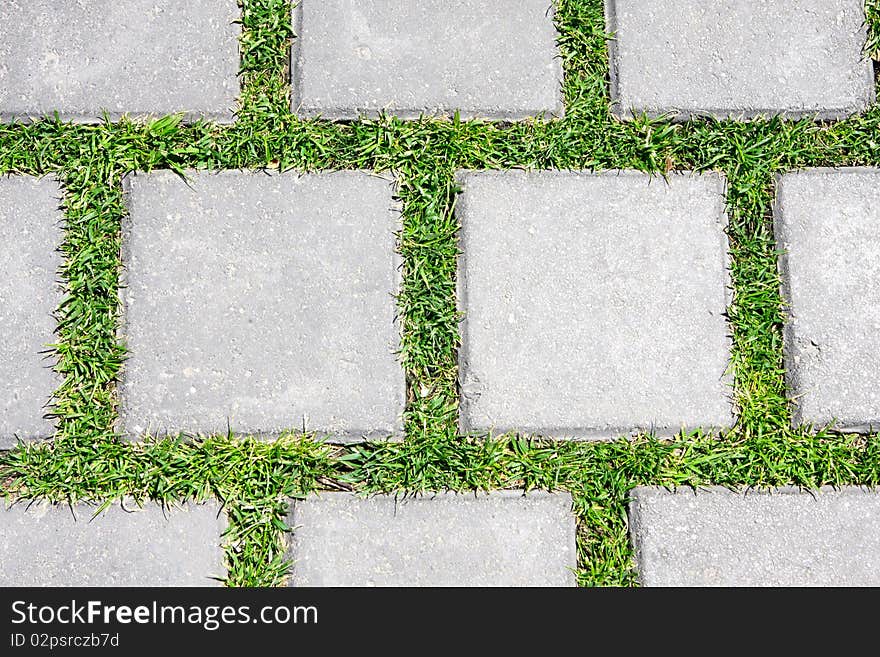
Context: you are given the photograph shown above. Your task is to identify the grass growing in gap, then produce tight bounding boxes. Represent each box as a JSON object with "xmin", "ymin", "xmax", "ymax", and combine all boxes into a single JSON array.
[
  {"xmin": 867, "ymin": 0, "xmax": 880, "ymax": 60},
  {"xmin": 1, "ymin": 0, "xmax": 879, "ymax": 586}
]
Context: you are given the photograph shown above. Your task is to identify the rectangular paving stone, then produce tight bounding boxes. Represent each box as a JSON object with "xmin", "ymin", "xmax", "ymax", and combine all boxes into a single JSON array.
[
  {"xmin": 629, "ymin": 486, "xmax": 880, "ymax": 586},
  {"xmin": 120, "ymin": 169, "xmax": 404, "ymax": 441},
  {"xmin": 0, "ymin": 500, "xmax": 226, "ymax": 586},
  {"xmin": 0, "ymin": 0, "xmax": 240, "ymax": 123},
  {"xmin": 774, "ymin": 168, "xmax": 880, "ymax": 432},
  {"xmin": 293, "ymin": 0, "xmax": 564, "ymax": 120},
  {"xmin": 456, "ymin": 170, "xmax": 733, "ymax": 439},
  {"xmin": 606, "ymin": 0, "xmax": 876, "ymax": 121},
  {"xmin": 0, "ymin": 176, "xmax": 64, "ymax": 448},
  {"xmin": 288, "ymin": 491, "xmax": 576, "ymax": 586}
]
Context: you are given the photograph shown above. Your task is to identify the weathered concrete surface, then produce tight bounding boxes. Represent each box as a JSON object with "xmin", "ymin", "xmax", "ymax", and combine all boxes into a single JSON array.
[
  {"xmin": 293, "ymin": 0, "xmax": 564, "ymax": 120},
  {"xmin": 774, "ymin": 168, "xmax": 880, "ymax": 432},
  {"xmin": 629, "ymin": 486, "xmax": 880, "ymax": 586},
  {"xmin": 0, "ymin": 176, "xmax": 64, "ymax": 448},
  {"xmin": 607, "ymin": 0, "xmax": 876, "ymax": 120},
  {"xmin": 456, "ymin": 170, "xmax": 733, "ymax": 439},
  {"xmin": 0, "ymin": 500, "xmax": 226, "ymax": 586},
  {"xmin": 289, "ymin": 491, "xmax": 577, "ymax": 586},
  {"xmin": 120, "ymin": 169, "xmax": 404, "ymax": 442},
  {"xmin": 0, "ymin": 0, "xmax": 241, "ymax": 123}
]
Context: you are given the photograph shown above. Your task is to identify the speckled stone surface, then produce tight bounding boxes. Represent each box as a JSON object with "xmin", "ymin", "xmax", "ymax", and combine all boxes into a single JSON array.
[
  {"xmin": 0, "ymin": 0, "xmax": 241, "ymax": 123},
  {"xmin": 456, "ymin": 170, "xmax": 733, "ymax": 439},
  {"xmin": 120, "ymin": 169, "xmax": 404, "ymax": 441},
  {"xmin": 0, "ymin": 500, "xmax": 226, "ymax": 586},
  {"xmin": 0, "ymin": 176, "xmax": 64, "ymax": 448},
  {"xmin": 629, "ymin": 486, "xmax": 880, "ymax": 586},
  {"xmin": 607, "ymin": 0, "xmax": 876, "ymax": 120},
  {"xmin": 774, "ymin": 168, "xmax": 880, "ymax": 432},
  {"xmin": 288, "ymin": 491, "xmax": 576, "ymax": 586},
  {"xmin": 293, "ymin": 0, "xmax": 564, "ymax": 120}
]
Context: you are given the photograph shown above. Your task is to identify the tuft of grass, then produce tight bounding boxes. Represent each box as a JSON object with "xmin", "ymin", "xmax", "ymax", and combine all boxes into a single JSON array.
[
  {"xmin": 1, "ymin": 0, "xmax": 879, "ymax": 586},
  {"xmin": 867, "ymin": 0, "xmax": 880, "ymax": 60}
]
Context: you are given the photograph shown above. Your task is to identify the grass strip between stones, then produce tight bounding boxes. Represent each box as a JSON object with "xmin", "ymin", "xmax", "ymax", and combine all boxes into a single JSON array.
[{"xmin": 0, "ymin": 0, "xmax": 879, "ymax": 586}]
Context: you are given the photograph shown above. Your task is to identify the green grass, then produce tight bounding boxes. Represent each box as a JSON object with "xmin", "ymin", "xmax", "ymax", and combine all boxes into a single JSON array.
[
  {"xmin": 868, "ymin": 0, "xmax": 880, "ymax": 59},
  {"xmin": 1, "ymin": 0, "xmax": 879, "ymax": 586}
]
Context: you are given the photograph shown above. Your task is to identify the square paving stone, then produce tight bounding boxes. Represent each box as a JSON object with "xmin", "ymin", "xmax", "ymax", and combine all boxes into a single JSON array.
[
  {"xmin": 0, "ymin": 176, "xmax": 64, "ymax": 448},
  {"xmin": 629, "ymin": 486, "xmax": 880, "ymax": 586},
  {"xmin": 0, "ymin": 0, "xmax": 240, "ymax": 123},
  {"xmin": 120, "ymin": 170, "xmax": 404, "ymax": 441},
  {"xmin": 606, "ymin": 0, "xmax": 876, "ymax": 120},
  {"xmin": 456, "ymin": 170, "xmax": 733, "ymax": 439},
  {"xmin": 293, "ymin": 0, "xmax": 564, "ymax": 120},
  {"xmin": 774, "ymin": 168, "xmax": 880, "ymax": 432},
  {"xmin": 288, "ymin": 491, "xmax": 576, "ymax": 586},
  {"xmin": 0, "ymin": 500, "xmax": 226, "ymax": 586}
]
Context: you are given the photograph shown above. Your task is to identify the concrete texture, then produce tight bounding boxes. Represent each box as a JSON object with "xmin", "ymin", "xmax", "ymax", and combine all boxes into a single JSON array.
[
  {"xmin": 629, "ymin": 486, "xmax": 880, "ymax": 586},
  {"xmin": 0, "ymin": 0, "xmax": 240, "ymax": 123},
  {"xmin": 120, "ymin": 169, "xmax": 404, "ymax": 441},
  {"xmin": 288, "ymin": 491, "xmax": 576, "ymax": 587},
  {"xmin": 0, "ymin": 500, "xmax": 226, "ymax": 586},
  {"xmin": 0, "ymin": 176, "xmax": 64, "ymax": 448},
  {"xmin": 456, "ymin": 170, "xmax": 733, "ymax": 439},
  {"xmin": 606, "ymin": 0, "xmax": 876, "ymax": 121},
  {"xmin": 774, "ymin": 168, "xmax": 880, "ymax": 432},
  {"xmin": 293, "ymin": 0, "xmax": 564, "ymax": 120}
]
